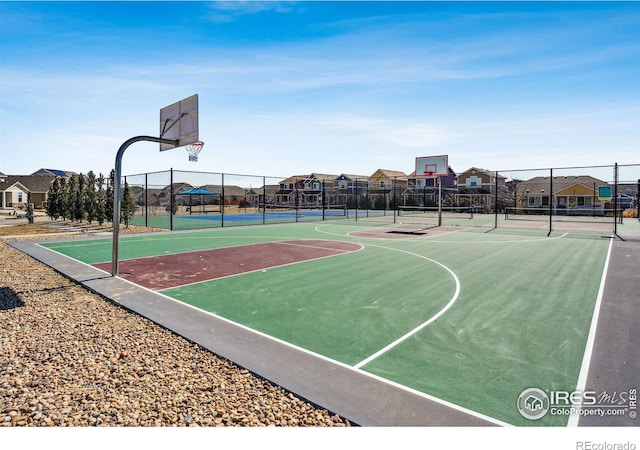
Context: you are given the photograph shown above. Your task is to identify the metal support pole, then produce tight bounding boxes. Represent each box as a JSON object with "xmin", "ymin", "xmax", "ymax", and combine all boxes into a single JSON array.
[
  {"xmin": 393, "ymin": 177, "xmax": 397, "ymax": 224},
  {"xmin": 221, "ymin": 173, "xmax": 225, "ymax": 227},
  {"xmin": 494, "ymin": 171, "xmax": 499, "ymax": 229},
  {"xmin": 112, "ymin": 136, "xmax": 177, "ymax": 277},
  {"xmin": 547, "ymin": 168, "xmax": 553, "ymax": 236},
  {"xmin": 169, "ymin": 168, "xmax": 174, "ymax": 231},
  {"xmin": 262, "ymin": 177, "xmax": 266, "ymax": 225},
  {"xmin": 144, "ymin": 173, "xmax": 148, "ymax": 228},
  {"xmin": 637, "ymin": 178, "xmax": 640, "ymax": 222},
  {"xmin": 322, "ymin": 180, "xmax": 326, "ymax": 221},
  {"xmin": 614, "ymin": 163, "xmax": 619, "ymax": 234},
  {"xmin": 438, "ymin": 176, "xmax": 442, "ymax": 227}
]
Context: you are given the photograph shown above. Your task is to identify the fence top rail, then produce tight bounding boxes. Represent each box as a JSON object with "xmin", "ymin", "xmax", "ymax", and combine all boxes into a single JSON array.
[
  {"xmin": 172, "ymin": 169, "xmax": 286, "ymax": 179},
  {"xmin": 126, "ymin": 163, "xmax": 638, "ymax": 184},
  {"xmin": 495, "ymin": 164, "xmax": 620, "ymax": 173}
]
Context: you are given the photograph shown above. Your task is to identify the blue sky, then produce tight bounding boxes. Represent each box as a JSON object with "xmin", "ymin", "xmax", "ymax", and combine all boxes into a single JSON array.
[{"xmin": 1, "ymin": 1, "xmax": 638, "ymax": 178}]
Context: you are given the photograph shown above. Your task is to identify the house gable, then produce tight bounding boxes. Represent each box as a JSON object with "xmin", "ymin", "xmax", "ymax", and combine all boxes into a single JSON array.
[{"xmin": 555, "ymin": 183, "xmax": 596, "ymax": 197}]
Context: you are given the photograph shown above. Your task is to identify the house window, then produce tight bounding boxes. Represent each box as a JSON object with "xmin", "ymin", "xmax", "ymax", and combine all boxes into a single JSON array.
[
  {"xmin": 466, "ymin": 175, "xmax": 482, "ymax": 188},
  {"xmin": 380, "ymin": 181, "xmax": 388, "ymax": 188},
  {"xmin": 558, "ymin": 196, "xmax": 567, "ymax": 207},
  {"xmin": 18, "ymin": 192, "xmax": 23, "ymax": 203},
  {"xmin": 577, "ymin": 197, "xmax": 585, "ymax": 206}
]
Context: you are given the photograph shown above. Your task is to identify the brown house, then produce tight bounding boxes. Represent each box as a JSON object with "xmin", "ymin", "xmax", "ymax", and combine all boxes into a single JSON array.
[{"xmin": 456, "ymin": 168, "xmax": 506, "ymax": 210}]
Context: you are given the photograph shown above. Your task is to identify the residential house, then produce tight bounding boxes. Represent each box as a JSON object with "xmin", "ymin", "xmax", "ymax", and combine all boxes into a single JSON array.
[
  {"xmin": 300, "ymin": 173, "xmax": 339, "ymax": 207},
  {"xmin": 515, "ymin": 175, "xmax": 609, "ymax": 214},
  {"xmin": 456, "ymin": 168, "xmax": 507, "ymax": 211},
  {"xmin": 257, "ymin": 184, "xmax": 280, "ymax": 207},
  {"xmin": 334, "ymin": 174, "xmax": 369, "ymax": 207},
  {"xmin": 274, "ymin": 174, "xmax": 344, "ymax": 208},
  {"xmin": 0, "ymin": 175, "xmax": 56, "ymax": 209},
  {"xmin": 407, "ymin": 167, "xmax": 458, "ymax": 207},
  {"xmin": 368, "ymin": 169, "xmax": 409, "ymax": 209},
  {"xmin": 275, "ymin": 175, "xmax": 307, "ymax": 207}
]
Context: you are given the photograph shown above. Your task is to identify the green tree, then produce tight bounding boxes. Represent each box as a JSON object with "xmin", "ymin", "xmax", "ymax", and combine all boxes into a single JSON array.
[
  {"xmin": 105, "ymin": 170, "xmax": 115, "ymax": 222},
  {"xmin": 73, "ymin": 173, "xmax": 85, "ymax": 222},
  {"xmin": 63, "ymin": 176, "xmax": 75, "ymax": 221},
  {"xmin": 25, "ymin": 193, "xmax": 34, "ymax": 224},
  {"xmin": 121, "ymin": 180, "xmax": 136, "ymax": 227},
  {"xmin": 96, "ymin": 173, "xmax": 107, "ymax": 225},
  {"xmin": 84, "ymin": 171, "xmax": 98, "ymax": 224},
  {"xmin": 46, "ymin": 178, "xmax": 61, "ymax": 220}
]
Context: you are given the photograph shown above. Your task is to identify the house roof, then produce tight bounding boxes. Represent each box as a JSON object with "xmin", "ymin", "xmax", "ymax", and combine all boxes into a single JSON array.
[
  {"xmin": 408, "ymin": 166, "xmax": 457, "ymax": 177},
  {"xmin": 30, "ymin": 168, "xmax": 75, "ymax": 178},
  {"xmin": 336, "ymin": 174, "xmax": 370, "ymax": 181},
  {"xmin": 0, "ymin": 175, "xmax": 55, "ymax": 193},
  {"xmin": 518, "ymin": 175, "xmax": 607, "ymax": 195},
  {"xmin": 371, "ymin": 169, "xmax": 408, "ymax": 179},
  {"xmin": 458, "ymin": 167, "xmax": 506, "ymax": 179},
  {"xmin": 278, "ymin": 175, "xmax": 308, "ymax": 184},
  {"xmin": 305, "ymin": 173, "xmax": 339, "ymax": 182}
]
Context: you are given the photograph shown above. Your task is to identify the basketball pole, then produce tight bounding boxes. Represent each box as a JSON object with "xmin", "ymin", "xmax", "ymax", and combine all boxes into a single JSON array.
[
  {"xmin": 112, "ymin": 135, "xmax": 178, "ymax": 277},
  {"xmin": 437, "ymin": 175, "xmax": 442, "ymax": 227}
]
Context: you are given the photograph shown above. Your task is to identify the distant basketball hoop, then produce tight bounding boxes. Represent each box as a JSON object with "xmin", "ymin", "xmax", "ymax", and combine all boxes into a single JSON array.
[{"xmin": 185, "ymin": 141, "xmax": 204, "ymax": 162}]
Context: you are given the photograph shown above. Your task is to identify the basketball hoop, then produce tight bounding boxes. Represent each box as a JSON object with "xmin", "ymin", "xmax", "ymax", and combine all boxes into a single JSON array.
[
  {"xmin": 424, "ymin": 171, "xmax": 434, "ymax": 177},
  {"xmin": 185, "ymin": 141, "xmax": 204, "ymax": 162}
]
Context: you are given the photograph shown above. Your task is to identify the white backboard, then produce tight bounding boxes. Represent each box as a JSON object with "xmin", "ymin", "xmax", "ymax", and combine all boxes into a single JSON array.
[
  {"xmin": 159, "ymin": 94, "xmax": 199, "ymax": 151},
  {"xmin": 415, "ymin": 155, "xmax": 448, "ymax": 177}
]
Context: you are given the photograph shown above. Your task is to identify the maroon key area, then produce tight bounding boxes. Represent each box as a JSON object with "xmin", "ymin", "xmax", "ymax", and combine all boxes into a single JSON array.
[{"xmin": 94, "ymin": 240, "xmax": 362, "ymax": 291}]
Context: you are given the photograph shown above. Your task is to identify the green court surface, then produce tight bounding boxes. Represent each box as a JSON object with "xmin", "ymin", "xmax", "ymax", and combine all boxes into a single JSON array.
[{"xmin": 43, "ymin": 221, "xmax": 613, "ymax": 426}]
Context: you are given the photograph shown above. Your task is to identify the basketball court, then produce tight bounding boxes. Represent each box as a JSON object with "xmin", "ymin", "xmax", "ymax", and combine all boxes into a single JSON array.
[
  {"xmin": 12, "ymin": 217, "xmax": 640, "ymax": 426},
  {"xmin": 13, "ymin": 94, "xmax": 637, "ymax": 427}
]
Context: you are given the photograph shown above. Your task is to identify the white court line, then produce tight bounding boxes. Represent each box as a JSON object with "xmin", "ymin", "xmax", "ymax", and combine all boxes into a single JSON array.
[
  {"xmin": 353, "ymin": 242, "xmax": 461, "ymax": 369},
  {"xmin": 567, "ymin": 237, "xmax": 614, "ymax": 427}
]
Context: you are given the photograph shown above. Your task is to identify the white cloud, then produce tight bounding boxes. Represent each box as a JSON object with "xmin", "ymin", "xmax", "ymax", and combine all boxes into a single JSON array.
[{"xmin": 205, "ymin": 1, "xmax": 294, "ymax": 23}]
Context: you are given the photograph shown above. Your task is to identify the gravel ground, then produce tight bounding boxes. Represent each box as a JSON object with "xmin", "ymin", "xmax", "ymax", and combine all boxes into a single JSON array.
[{"xmin": 0, "ymin": 223, "xmax": 351, "ymax": 427}]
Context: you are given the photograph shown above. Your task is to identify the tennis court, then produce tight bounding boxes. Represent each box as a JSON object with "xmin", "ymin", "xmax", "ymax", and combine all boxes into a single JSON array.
[{"xmin": 15, "ymin": 217, "xmax": 640, "ymax": 426}]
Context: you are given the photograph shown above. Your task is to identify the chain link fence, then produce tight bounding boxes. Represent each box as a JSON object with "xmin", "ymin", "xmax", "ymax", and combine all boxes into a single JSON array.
[{"xmin": 124, "ymin": 164, "xmax": 639, "ymax": 239}]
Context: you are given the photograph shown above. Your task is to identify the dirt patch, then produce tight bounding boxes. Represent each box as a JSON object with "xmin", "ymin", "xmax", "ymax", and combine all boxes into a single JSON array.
[
  {"xmin": 0, "ymin": 224, "xmax": 62, "ymax": 236},
  {"xmin": 0, "ymin": 221, "xmax": 162, "ymax": 237}
]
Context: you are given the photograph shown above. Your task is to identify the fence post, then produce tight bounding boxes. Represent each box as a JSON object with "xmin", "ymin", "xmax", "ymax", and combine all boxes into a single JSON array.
[
  {"xmin": 170, "ymin": 168, "xmax": 174, "ymax": 231},
  {"xmin": 221, "ymin": 173, "xmax": 225, "ymax": 227},
  {"xmin": 494, "ymin": 171, "xmax": 498, "ymax": 229},
  {"xmin": 144, "ymin": 173, "xmax": 148, "ymax": 228},
  {"xmin": 322, "ymin": 180, "xmax": 326, "ymax": 221},
  {"xmin": 613, "ymin": 163, "xmax": 618, "ymax": 236},
  {"xmin": 262, "ymin": 177, "xmax": 266, "ymax": 225},
  {"xmin": 547, "ymin": 168, "xmax": 553, "ymax": 236}
]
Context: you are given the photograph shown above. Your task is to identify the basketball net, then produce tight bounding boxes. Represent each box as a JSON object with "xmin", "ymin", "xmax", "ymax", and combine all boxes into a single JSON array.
[{"xmin": 185, "ymin": 141, "xmax": 204, "ymax": 162}]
